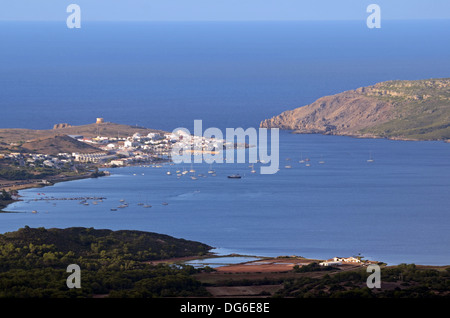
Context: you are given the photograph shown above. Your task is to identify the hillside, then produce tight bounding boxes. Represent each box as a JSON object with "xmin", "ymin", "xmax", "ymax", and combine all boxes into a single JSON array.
[
  {"xmin": 0, "ymin": 226, "xmax": 211, "ymax": 259},
  {"xmin": 0, "ymin": 227, "xmax": 449, "ymax": 299},
  {"xmin": 0, "ymin": 227, "xmax": 212, "ymax": 298},
  {"xmin": 0, "ymin": 121, "xmax": 167, "ymax": 154},
  {"xmin": 260, "ymin": 78, "xmax": 450, "ymax": 141},
  {"xmin": 19, "ymin": 135, "xmax": 101, "ymax": 155},
  {"xmin": 0, "ymin": 121, "xmax": 166, "ymax": 144}
]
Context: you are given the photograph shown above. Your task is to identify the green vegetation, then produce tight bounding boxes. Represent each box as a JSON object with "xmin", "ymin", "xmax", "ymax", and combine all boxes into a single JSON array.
[
  {"xmin": 0, "ymin": 190, "xmax": 14, "ymax": 212},
  {"xmin": 0, "ymin": 227, "xmax": 212, "ymax": 298},
  {"xmin": 1, "ymin": 227, "xmax": 449, "ymax": 298},
  {"xmin": 275, "ymin": 264, "xmax": 450, "ymax": 298},
  {"xmin": 90, "ymin": 167, "xmax": 106, "ymax": 178},
  {"xmin": 360, "ymin": 78, "xmax": 450, "ymax": 140},
  {"xmin": 0, "ymin": 189, "xmax": 12, "ymax": 201},
  {"xmin": 0, "ymin": 167, "xmax": 53, "ymax": 180},
  {"xmin": 293, "ymin": 262, "xmax": 336, "ymax": 273}
]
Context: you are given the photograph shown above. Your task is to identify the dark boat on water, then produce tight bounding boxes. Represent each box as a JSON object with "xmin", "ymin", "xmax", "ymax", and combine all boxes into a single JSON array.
[{"xmin": 227, "ymin": 174, "xmax": 242, "ymax": 179}]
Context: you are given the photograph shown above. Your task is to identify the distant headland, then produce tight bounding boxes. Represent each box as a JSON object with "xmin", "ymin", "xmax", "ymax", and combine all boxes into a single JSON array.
[{"xmin": 261, "ymin": 78, "xmax": 450, "ymax": 142}]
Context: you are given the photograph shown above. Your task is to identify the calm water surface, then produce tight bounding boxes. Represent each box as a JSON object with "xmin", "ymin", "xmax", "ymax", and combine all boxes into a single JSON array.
[
  {"xmin": 1, "ymin": 20, "xmax": 450, "ymax": 265},
  {"xmin": 2, "ymin": 132, "xmax": 450, "ymax": 265}
]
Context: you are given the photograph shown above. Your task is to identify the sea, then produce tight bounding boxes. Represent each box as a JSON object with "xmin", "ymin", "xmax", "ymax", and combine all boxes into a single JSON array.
[{"xmin": 1, "ymin": 20, "xmax": 450, "ymax": 265}]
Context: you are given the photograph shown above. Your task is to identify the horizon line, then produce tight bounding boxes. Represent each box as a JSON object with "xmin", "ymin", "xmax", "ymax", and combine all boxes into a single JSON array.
[{"xmin": 1, "ymin": 18, "xmax": 450, "ymax": 23}]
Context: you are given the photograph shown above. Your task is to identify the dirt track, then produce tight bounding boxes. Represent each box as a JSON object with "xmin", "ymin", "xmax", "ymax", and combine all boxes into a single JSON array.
[{"xmin": 215, "ymin": 258, "xmax": 314, "ymax": 273}]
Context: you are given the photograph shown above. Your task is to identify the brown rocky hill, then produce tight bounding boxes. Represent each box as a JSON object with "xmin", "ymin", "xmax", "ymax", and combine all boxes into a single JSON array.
[
  {"xmin": 20, "ymin": 135, "xmax": 101, "ymax": 156},
  {"xmin": 0, "ymin": 121, "xmax": 167, "ymax": 155},
  {"xmin": 0, "ymin": 122, "xmax": 166, "ymax": 144},
  {"xmin": 260, "ymin": 78, "xmax": 450, "ymax": 141}
]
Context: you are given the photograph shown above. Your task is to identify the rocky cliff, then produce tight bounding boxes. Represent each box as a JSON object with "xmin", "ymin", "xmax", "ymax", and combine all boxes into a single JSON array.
[{"xmin": 260, "ymin": 78, "xmax": 450, "ymax": 141}]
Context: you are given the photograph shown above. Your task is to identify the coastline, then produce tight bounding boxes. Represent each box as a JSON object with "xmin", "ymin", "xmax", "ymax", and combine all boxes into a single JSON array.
[
  {"xmin": 290, "ymin": 130, "xmax": 450, "ymax": 143},
  {"xmin": 0, "ymin": 160, "xmax": 169, "ymax": 213},
  {"xmin": 0, "ymin": 172, "xmax": 103, "ymax": 213},
  {"xmin": 1, "ymin": 136, "xmax": 449, "ymax": 266}
]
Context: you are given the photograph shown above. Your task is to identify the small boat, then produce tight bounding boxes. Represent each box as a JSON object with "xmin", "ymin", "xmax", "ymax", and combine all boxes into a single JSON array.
[
  {"xmin": 299, "ymin": 153, "xmax": 305, "ymax": 163},
  {"xmin": 228, "ymin": 174, "xmax": 242, "ymax": 179},
  {"xmin": 166, "ymin": 171, "xmax": 172, "ymax": 175},
  {"xmin": 191, "ymin": 176, "xmax": 198, "ymax": 180},
  {"xmin": 250, "ymin": 164, "xmax": 256, "ymax": 173},
  {"xmin": 137, "ymin": 203, "xmax": 144, "ymax": 206},
  {"xmin": 143, "ymin": 205, "xmax": 152, "ymax": 208},
  {"xmin": 319, "ymin": 155, "xmax": 325, "ymax": 164},
  {"xmin": 110, "ymin": 208, "xmax": 118, "ymax": 211},
  {"xmin": 367, "ymin": 151, "xmax": 374, "ymax": 163},
  {"xmin": 305, "ymin": 163, "xmax": 311, "ymax": 167},
  {"xmin": 285, "ymin": 165, "xmax": 292, "ymax": 169},
  {"xmin": 162, "ymin": 202, "xmax": 169, "ymax": 206},
  {"xmin": 32, "ymin": 210, "xmax": 38, "ymax": 214}
]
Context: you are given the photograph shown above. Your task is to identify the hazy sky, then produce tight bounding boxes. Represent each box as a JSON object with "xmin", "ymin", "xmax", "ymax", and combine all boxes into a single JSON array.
[{"xmin": 1, "ymin": 0, "xmax": 450, "ymax": 21}]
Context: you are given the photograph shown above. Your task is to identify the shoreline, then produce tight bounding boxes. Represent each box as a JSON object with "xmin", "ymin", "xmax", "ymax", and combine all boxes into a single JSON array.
[
  {"xmin": 0, "ymin": 172, "xmax": 101, "ymax": 213},
  {"xmin": 290, "ymin": 130, "xmax": 450, "ymax": 143},
  {"xmin": 1, "ymin": 145, "xmax": 449, "ymax": 267},
  {"xmin": 0, "ymin": 161, "xmax": 170, "ymax": 212},
  {"xmin": 0, "ymin": 157, "xmax": 172, "ymax": 213}
]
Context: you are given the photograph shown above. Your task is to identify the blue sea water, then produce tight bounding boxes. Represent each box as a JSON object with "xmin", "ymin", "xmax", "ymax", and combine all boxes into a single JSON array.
[
  {"xmin": 1, "ymin": 20, "xmax": 450, "ymax": 131},
  {"xmin": 1, "ymin": 20, "xmax": 450, "ymax": 265},
  {"xmin": 3, "ymin": 132, "xmax": 450, "ymax": 265}
]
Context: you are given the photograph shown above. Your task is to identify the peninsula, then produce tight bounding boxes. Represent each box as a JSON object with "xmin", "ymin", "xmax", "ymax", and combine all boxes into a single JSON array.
[
  {"xmin": 0, "ymin": 120, "xmax": 171, "ymax": 211},
  {"xmin": 0, "ymin": 119, "xmax": 245, "ymax": 211},
  {"xmin": 260, "ymin": 78, "xmax": 450, "ymax": 141}
]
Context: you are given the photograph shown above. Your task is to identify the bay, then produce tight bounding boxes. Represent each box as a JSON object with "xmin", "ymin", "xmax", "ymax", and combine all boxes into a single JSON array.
[
  {"xmin": 1, "ymin": 20, "xmax": 450, "ymax": 265},
  {"xmin": 3, "ymin": 132, "xmax": 450, "ymax": 265}
]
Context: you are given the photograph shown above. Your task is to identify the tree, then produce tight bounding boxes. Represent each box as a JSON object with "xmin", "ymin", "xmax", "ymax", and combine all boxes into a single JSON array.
[{"xmin": 0, "ymin": 190, "xmax": 12, "ymax": 201}]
